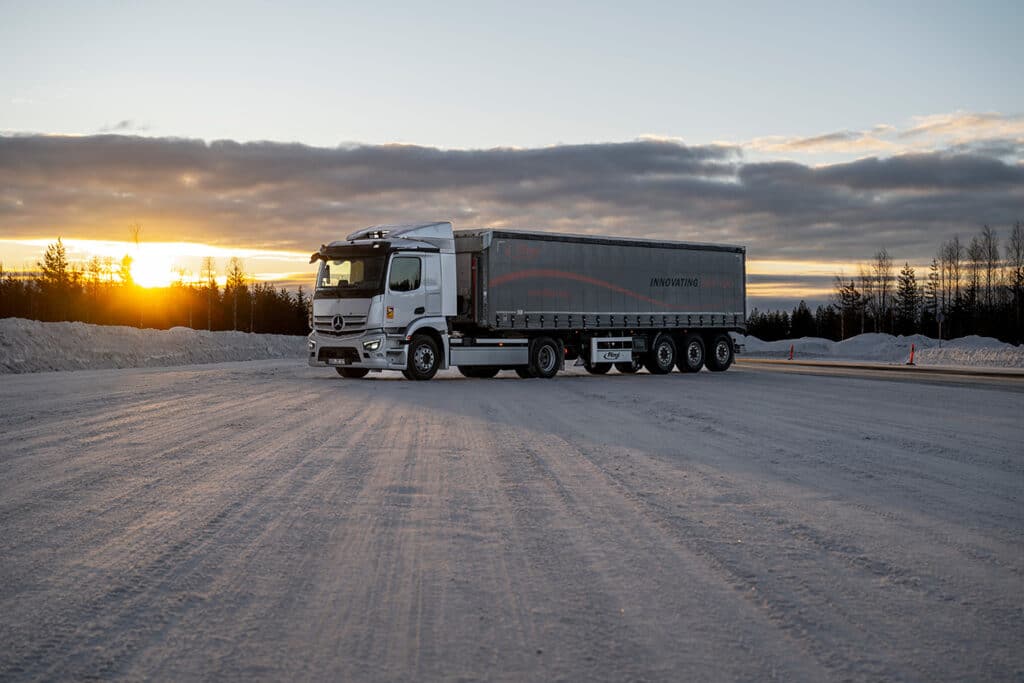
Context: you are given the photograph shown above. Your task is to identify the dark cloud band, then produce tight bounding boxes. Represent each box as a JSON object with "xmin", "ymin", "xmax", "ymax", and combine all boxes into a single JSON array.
[{"xmin": 0, "ymin": 134, "xmax": 1021, "ymax": 261}]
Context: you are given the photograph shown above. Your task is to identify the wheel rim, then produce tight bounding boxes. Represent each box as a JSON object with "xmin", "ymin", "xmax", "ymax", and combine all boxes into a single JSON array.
[
  {"xmin": 537, "ymin": 345, "xmax": 556, "ymax": 374},
  {"xmin": 715, "ymin": 341, "xmax": 730, "ymax": 364},
  {"xmin": 657, "ymin": 341, "xmax": 673, "ymax": 367},
  {"xmin": 688, "ymin": 341, "xmax": 702, "ymax": 366},
  {"xmin": 413, "ymin": 345, "xmax": 435, "ymax": 373}
]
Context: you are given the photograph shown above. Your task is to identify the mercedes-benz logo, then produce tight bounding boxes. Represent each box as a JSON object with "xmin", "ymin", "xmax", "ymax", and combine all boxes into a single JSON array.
[{"xmin": 331, "ymin": 314, "xmax": 345, "ymax": 331}]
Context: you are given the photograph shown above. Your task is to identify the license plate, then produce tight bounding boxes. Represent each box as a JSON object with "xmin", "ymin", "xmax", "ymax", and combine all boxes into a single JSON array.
[{"xmin": 328, "ymin": 358, "xmax": 351, "ymax": 366}]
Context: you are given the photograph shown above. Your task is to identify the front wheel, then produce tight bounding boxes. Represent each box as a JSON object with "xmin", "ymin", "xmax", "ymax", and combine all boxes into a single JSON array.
[
  {"xmin": 644, "ymin": 334, "xmax": 676, "ymax": 374},
  {"xmin": 406, "ymin": 334, "xmax": 440, "ymax": 381},
  {"xmin": 336, "ymin": 367, "xmax": 370, "ymax": 378},
  {"xmin": 704, "ymin": 333, "xmax": 734, "ymax": 372}
]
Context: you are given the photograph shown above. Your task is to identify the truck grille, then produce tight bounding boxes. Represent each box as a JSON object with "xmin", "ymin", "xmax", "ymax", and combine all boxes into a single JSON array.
[
  {"xmin": 318, "ymin": 347, "xmax": 361, "ymax": 364},
  {"xmin": 313, "ymin": 314, "xmax": 368, "ymax": 335}
]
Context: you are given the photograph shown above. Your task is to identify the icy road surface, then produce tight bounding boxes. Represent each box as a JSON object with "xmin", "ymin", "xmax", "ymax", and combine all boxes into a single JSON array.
[{"xmin": 1, "ymin": 361, "xmax": 1022, "ymax": 681}]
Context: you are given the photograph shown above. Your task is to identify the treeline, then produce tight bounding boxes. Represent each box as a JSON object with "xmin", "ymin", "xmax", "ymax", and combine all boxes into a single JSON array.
[
  {"xmin": 748, "ymin": 221, "xmax": 1024, "ymax": 344},
  {"xmin": 0, "ymin": 239, "xmax": 310, "ymax": 335}
]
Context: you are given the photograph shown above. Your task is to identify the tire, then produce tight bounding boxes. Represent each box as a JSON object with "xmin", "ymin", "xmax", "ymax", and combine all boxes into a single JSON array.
[
  {"xmin": 704, "ymin": 333, "xmax": 734, "ymax": 372},
  {"xmin": 615, "ymin": 357, "xmax": 642, "ymax": 373},
  {"xmin": 406, "ymin": 334, "xmax": 440, "ymax": 381},
  {"xmin": 514, "ymin": 366, "xmax": 535, "ymax": 379},
  {"xmin": 336, "ymin": 367, "xmax": 369, "ymax": 378},
  {"xmin": 529, "ymin": 337, "xmax": 562, "ymax": 379},
  {"xmin": 643, "ymin": 334, "xmax": 676, "ymax": 374},
  {"xmin": 584, "ymin": 359, "xmax": 612, "ymax": 374},
  {"xmin": 458, "ymin": 366, "xmax": 500, "ymax": 379},
  {"xmin": 401, "ymin": 369, "xmax": 414, "ymax": 380},
  {"xmin": 677, "ymin": 334, "xmax": 705, "ymax": 373}
]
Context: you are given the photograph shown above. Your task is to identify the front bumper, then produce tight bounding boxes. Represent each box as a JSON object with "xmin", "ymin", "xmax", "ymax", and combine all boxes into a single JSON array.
[{"xmin": 307, "ymin": 329, "xmax": 408, "ymax": 370}]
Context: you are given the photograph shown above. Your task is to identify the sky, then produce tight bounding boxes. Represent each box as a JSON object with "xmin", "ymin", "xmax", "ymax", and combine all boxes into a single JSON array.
[{"xmin": 1, "ymin": 0, "xmax": 1022, "ymax": 310}]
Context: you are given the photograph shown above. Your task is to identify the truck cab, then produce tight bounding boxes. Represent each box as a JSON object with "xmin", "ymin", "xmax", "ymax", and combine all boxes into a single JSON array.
[{"xmin": 307, "ymin": 222, "xmax": 456, "ymax": 378}]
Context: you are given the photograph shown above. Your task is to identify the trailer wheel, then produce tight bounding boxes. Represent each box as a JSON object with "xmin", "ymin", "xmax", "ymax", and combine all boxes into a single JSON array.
[
  {"xmin": 336, "ymin": 367, "xmax": 370, "ymax": 378},
  {"xmin": 704, "ymin": 333, "xmax": 734, "ymax": 372},
  {"xmin": 406, "ymin": 334, "xmax": 440, "ymax": 381},
  {"xmin": 514, "ymin": 366, "xmax": 535, "ymax": 379},
  {"xmin": 458, "ymin": 366, "xmax": 500, "ymax": 379},
  {"xmin": 530, "ymin": 337, "xmax": 562, "ymax": 379},
  {"xmin": 677, "ymin": 334, "xmax": 705, "ymax": 373},
  {"xmin": 615, "ymin": 357, "xmax": 642, "ymax": 373},
  {"xmin": 644, "ymin": 334, "xmax": 676, "ymax": 374}
]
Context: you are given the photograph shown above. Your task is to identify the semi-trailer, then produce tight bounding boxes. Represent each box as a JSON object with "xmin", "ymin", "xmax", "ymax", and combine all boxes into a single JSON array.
[{"xmin": 307, "ymin": 221, "xmax": 746, "ymax": 380}]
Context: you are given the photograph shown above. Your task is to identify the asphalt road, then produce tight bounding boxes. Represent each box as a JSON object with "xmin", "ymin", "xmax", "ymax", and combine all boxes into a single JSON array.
[{"xmin": 1, "ymin": 360, "xmax": 1022, "ymax": 681}]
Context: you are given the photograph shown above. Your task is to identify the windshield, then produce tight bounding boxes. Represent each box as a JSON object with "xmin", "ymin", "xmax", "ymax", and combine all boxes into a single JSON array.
[{"xmin": 315, "ymin": 254, "xmax": 386, "ymax": 298}]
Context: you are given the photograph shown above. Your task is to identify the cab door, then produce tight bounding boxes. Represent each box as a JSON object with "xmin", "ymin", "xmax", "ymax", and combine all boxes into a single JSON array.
[{"xmin": 384, "ymin": 254, "xmax": 426, "ymax": 328}]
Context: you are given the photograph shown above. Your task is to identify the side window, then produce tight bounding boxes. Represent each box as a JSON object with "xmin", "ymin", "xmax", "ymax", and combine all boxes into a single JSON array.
[{"xmin": 388, "ymin": 257, "xmax": 421, "ymax": 292}]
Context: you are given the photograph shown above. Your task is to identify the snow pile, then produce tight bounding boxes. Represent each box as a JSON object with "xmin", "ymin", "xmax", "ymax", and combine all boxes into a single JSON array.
[
  {"xmin": 0, "ymin": 318, "xmax": 306, "ymax": 374},
  {"xmin": 733, "ymin": 331, "xmax": 1024, "ymax": 368}
]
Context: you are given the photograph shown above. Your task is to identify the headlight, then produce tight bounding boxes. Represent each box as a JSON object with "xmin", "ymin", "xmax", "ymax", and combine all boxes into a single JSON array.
[{"xmin": 363, "ymin": 339, "xmax": 381, "ymax": 351}]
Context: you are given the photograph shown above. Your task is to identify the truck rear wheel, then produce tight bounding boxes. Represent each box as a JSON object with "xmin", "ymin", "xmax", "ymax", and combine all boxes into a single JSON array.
[
  {"xmin": 678, "ymin": 334, "xmax": 705, "ymax": 373},
  {"xmin": 458, "ymin": 366, "xmax": 500, "ymax": 378},
  {"xmin": 514, "ymin": 367, "xmax": 534, "ymax": 379},
  {"xmin": 644, "ymin": 334, "xmax": 676, "ymax": 374},
  {"xmin": 336, "ymin": 367, "xmax": 370, "ymax": 378},
  {"xmin": 530, "ymin": 337, "xmax": 561, "ymax": 379},
  {"xmin": 406, "ymin": 334, "xmax": 440, "ymax": 381},
  {"xmin": 704, "ymin": 333, "xmax": 734, "ymax": 372}
]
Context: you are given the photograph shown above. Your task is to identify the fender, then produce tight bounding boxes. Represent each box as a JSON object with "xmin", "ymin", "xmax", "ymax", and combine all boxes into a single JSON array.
[{"xmin": 404, "ymin": 317, "xmax": 450, "ymax": 369}]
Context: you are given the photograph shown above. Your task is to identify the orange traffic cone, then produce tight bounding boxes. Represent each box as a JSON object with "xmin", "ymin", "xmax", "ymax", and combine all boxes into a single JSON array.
[
  {"xmin": 906, "ymin": 343, "xmax": 916, "ymax": 366},
  {"xmin": 788, "ymin": 344, "xmax": 794, "ymax": 361}
]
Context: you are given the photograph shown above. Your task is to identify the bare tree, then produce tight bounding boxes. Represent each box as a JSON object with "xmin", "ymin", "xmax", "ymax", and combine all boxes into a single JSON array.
[
  {"xmin": 201, "ymin": 257, "xmax": 216, "ymax": 330},
  {"xmin": 966, "ymin": 235, "xmax": 984, "ymax": 318},
  {"xmin": 980, "ymin": 225, "xmax": 1000, "ymax": 312},
  {"xmin": 938, "ymin": 236, "xmax": 964, "ymax": 319},
  {"xmin": 128, "ymin": 223, "xmax": 143, "ymax": 327},
  {"xmin": 873, "ymin": 248, "xmax": 894, "ymax": 333},
  {"xmin": 1008, "ymin": 221, "xmax": 1024, "ymax": 342},
  {"xmin": 858, "ymin": 264, "xmax": 875, "ymax": 333}
]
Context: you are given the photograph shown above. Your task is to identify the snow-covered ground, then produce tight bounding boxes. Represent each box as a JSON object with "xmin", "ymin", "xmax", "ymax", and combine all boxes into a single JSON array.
[
  {"xmin": 1, "ymin": 359, "xmax": 1021, "ymax": 680},
  {"xmin": 0, "ymin": 318, "xmax": 306, "ymax": 373},
  {"xmin": 734, "ymin": 331, "xmax": 1024, "ymax": 368},
  {"xmin": 1, "ymin": 317, "xmax": 1022, "ymax": 374}
]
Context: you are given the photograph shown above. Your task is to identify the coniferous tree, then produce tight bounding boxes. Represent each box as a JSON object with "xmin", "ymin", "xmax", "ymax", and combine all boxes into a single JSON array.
[
  {"xmin": 895, "ymin": 262, "xmax": 921, "ymax": 336},
  {"xmin": 790, "ymin": 300, "xmax": 815, "ymax": 338}
]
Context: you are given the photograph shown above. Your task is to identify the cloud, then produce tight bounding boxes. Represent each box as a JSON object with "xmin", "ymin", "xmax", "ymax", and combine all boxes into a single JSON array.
[
  {"xmin": 98, "ymin": 120, "xmax": 150, "ymax": 133},
  {"xmin": 745, "ymin": 112, "xmax": 1024, "ymax": 160},
  {"xmin": 748, "ymin": 130, "xmax": 898, "ymax": 155},
  {"xmin": 0, "ymin": 133, "xmax": 1021, "ymax": 264}
]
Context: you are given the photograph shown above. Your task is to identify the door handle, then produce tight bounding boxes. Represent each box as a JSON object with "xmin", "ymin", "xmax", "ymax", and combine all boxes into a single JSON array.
[{"xmin": 414, "ymin": 307, "xmax": 425, "ymax": 314}]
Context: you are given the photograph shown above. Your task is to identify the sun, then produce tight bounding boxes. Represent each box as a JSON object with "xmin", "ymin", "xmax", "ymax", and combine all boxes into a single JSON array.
[{"xmin": 130, "ymin": 251, "xmax": 176, "ymax": 288}]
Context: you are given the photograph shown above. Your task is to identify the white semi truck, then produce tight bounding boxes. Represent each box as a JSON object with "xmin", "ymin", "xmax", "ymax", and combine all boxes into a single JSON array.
[{"xmin": 308, "ymin": 222, "xmax": 746, "ymax": 380}]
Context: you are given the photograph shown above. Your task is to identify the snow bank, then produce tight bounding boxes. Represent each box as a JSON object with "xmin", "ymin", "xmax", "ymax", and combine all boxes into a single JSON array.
[
  {"xmin": 733, "ymin": 331, "xmax": 1024, "ymax": 368},
  {"xmin": 0, "ymin": 318, "xmax": 306, "ymax": 374},
  {"xmin": 2, "ymin": 318, "xmax": 1021, "ymax": 374}
]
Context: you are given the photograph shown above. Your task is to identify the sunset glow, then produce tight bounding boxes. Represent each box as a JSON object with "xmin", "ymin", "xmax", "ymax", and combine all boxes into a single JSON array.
[{"xmin": 129, "ymin": 251, "xmax": 176, "ymax": 288}]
